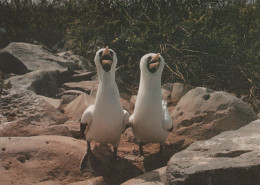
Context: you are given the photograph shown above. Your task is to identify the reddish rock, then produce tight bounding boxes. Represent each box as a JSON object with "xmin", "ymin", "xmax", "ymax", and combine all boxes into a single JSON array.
[
  {"xmin": 0, "ymin": 136, "xmax": 92, "ymax": 185},
  {"xmin": 64, "ymin": 93, "xmax": 95, "ymax": 122},
  {"xmin": 171, "ymin": 87, "xmax": 258, "ymax": 141}
]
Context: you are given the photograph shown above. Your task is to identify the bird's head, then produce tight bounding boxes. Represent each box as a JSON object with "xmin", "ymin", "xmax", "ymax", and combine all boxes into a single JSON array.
[
  {"xmin": 140, "ymin": 53, "xmax": 164, "ymax": 75},
  {"xmin": 94, "ymin": 46, "xmax": 117, "ymax": 73}
]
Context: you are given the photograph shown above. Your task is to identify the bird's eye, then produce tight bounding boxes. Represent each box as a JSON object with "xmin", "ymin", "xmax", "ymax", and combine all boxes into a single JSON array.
[
  {"xmin": 99, "ymin": 52, "xmax": 102, "ymax": 58},
  {"xmin": 147, "ymin": 56, "xmax": 152, "ymax": 62}
]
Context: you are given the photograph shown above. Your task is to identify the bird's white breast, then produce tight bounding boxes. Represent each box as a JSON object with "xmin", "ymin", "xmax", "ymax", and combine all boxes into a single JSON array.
[{"xmin": 133, "ymin": 90, "xmax": 168, "ymax": 143}]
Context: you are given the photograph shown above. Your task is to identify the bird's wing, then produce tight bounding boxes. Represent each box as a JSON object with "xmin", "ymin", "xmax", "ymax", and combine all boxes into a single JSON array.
[
  {"xmin": 129, "ymin": 114, "xmax": 134, "ymax": 127},
  {"xmin": 122, "ymin": 110, "xmax": 130, "ymax": 133},
  {"xmin": 81, "ymin": 105, "xmax": 94, "ymax": 126},
  {"xmin": 162, "ymin": 100, "xmax": 173, "ymax": 131},
  {"xmin": 80, "ymin": 105, "xmax": 94, "ymax": 138}
]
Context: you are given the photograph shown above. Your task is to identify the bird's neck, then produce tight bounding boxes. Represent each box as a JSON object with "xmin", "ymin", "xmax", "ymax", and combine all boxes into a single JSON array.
[
  {"xmin": 97, "ymin": 69, "xmax": 116, "ymax": 85},
  {"xmin": 95, "ymin": 70, "xmax": 119, "ymax": 104},
  {"xmin": 139, "ymin": 73, "xmax": 162, "ymax": 93}
]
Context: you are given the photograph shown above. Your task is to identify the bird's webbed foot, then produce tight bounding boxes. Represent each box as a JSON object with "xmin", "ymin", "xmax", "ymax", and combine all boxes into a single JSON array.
[{"xmin": 80, "ymin": 141, "xmax": 93, "ymax": 172}]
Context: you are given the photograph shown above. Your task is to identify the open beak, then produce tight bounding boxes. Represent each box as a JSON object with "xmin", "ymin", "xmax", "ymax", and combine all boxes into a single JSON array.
[
  {"xmin": 100, "ymin": 46, "xmax": 113, "ymax": 72},
  {"xmin": 147, "ymin": 53, "xmax": 160, "ymax": 73}
]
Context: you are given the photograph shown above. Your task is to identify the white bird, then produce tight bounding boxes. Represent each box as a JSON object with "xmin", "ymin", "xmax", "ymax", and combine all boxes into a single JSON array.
[
  {"xmin": 129, "ymin": 53, "xmax": 173, "ymax": 156},
  {"xmin": 80, "ymin": 47, "xmax": 129, "ymax": 171}
]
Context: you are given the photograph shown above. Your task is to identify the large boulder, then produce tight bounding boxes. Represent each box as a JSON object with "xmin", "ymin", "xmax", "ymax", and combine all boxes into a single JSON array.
[
  {"xmin": 0, "ymin": 51, "xmax": 29, "ymax": 74},
  {"xmin": 122, "ymin": 166, "xmax": 166, "ymax": 185},
  {"xmin": 64, "ymin": 93, "xmax": 95, "ymax": 122},
  {"xmin": 0, "ymin": 136, "xmax": 91, "ymax": 185},
  {"xmin": 68, "ymin": 176, "xmax": 105, "ymax": 185},
  {"xmin": 0, "ymin": 90, "xmax": 67, "ymax": 137},
  {"xmin": 0, "ymin": 124, "xmax": 72, "ymax": 137},
  {"xmin": 7, "ymin": 70, "xmax": 60, "ymax": 97},
  {"xmin": 166, "ymin": 119, "xmax": 260, "ymax": 185},
  {"xmin": 62, "ymin": 81, "xmax": 99, "ymax": 95},
  {"xmin": 171, "ymin": 87, "xmax": 258, "ymax": 141},
  {"xmin": 1, "ymin": 42, "xmax": 83, "ymax": 72},
  {"xmin": 162, "ymin": 83, "xmax": 194, "ymax": 106}
]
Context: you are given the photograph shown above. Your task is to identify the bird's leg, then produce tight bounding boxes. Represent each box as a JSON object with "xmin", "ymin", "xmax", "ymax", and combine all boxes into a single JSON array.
[
  {"xmin": 113, "ymin": 146, "xmax": 118, "ymax": 159},
  {"xmin": 87, "ymin": 141, "xmax": 92, "ymax": 155},
  {"xmin": 159, "ymin": 143, "xmax": 164, "ymax": 155},
  {"xmin": 80, "ymin": 141, "xmax": 93, "ymax": 172},
  {"xmin": 139, "ymin": 142, "xmax": 144, "ymax": 156}
]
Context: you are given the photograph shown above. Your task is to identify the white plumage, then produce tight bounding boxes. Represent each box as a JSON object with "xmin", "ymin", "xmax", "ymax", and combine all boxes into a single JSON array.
[
  {"xmin": 80, "ymin": 47, "xmax": 129, "ymax": 171},
  {"xmin": 130, "ymin": 53, "xmax": 172, "ymax": 154}
]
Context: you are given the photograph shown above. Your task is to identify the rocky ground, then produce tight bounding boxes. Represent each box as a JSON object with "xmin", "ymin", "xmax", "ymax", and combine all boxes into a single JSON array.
[{"xmin": 0, "ymin": 42, "xmax": 260, "ymax": 185}]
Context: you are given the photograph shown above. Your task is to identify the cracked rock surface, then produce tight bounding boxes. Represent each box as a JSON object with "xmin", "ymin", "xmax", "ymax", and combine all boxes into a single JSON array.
[{"xmin": 166, "ymin": 119, "xmax": 260, "ymax": 185}]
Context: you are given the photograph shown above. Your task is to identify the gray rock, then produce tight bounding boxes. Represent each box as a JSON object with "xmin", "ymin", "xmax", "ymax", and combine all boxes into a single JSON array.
[
  {"xmin": 0, "ymin": 51, "xmax": 29, "ymax": 74},
  {"xmin": 166, "ymin": 119, "xmax": 260, "ymax": 185},
  {"xmin": 2, "ymin": 42, "xmax": 83, "ymax": 72},
  {"xmin": 171, "ymin": 87, "xmax": 258, "ymax": 141},
  {"xmin": 37, "ymin": 95, "xmax": 62, "ymax": 110},
  {"xmin": 62, "ymin": 81, "xmax": 98, "ymax": 94},
  {"xmin": 7, "ymin": 70, "xmax": 60, "ymax": 97},
  {"xmin": 70, "ymin": 71, "xmax": 96, "ymax": 82},
  {"xmin": 57, "ymin": 90, "xmax": 83, "ymax": 107},
  {"xmin": 122, "ymin": 166, "xmax": 166, "ymax": 185},
  {"xmin": 170, "ymin": 83, "xmax": 194, "ymax": 105},
  {"xmin": 0, "ymin": 90, "xmax": 67, "ymax": 130},
  {"xmin": 56, "ymin": 50, "xmax": 90, "ymax": 70}
]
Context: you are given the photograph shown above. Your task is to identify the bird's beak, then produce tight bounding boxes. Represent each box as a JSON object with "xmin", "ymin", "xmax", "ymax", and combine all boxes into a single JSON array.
[
  {"xmin": 100, "ymin": 46, "xmax": 113, "ymax": 72},
  {"xmin": 101, "ymin": 60, "xmax": 112, "ymax": 65},
  {"xmin": 147, "ymin": 53, "xmax": 160, "ymax": 73},
  {"xmin": 102, "ymin": 46, "xmax": 110, "ymax": 57}
]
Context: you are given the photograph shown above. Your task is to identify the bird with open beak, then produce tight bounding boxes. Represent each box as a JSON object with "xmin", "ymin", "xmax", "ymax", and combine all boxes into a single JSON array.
[
  {"xmin": 129, "ymin": 53, "xmax": 173, "ymax": 156},
  {"xmin": 80, "ymin": 46, "xmax": 129, "ymax": 171}
]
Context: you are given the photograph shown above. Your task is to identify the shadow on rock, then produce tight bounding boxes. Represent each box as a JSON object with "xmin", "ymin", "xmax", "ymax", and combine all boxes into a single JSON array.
[
  {"xmin": 83, "ymin": 145, "xmax": 143, "ymax": 185},
  {"xmin": 143, "ymin": 140, "xmax": 187, "ymax": 172}
]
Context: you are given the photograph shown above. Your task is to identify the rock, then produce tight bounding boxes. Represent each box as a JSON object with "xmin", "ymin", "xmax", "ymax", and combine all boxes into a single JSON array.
[
  {"xmin": 57, "ymin": 90, "xmax": 83, "ymax": 105},
  {"xmin": 170, "ymin": 83, "xmax": 194, "ymax": 105},
  {"xmin": 0, "ymin": 136, "xmax": 92, "ymax": 185},
  {"xmin": 62, "ymin": 81, "xmax": 99, "ymax": 94},
  {"xmin": 120, "ymin": 98, "xmax": 134, "ymax": 114},
  {"xmin": 0, "ymin": 90, "xmax": 67, "ymax": 127},
  {"xmin": 0, "ymin": 123, "xmax": 72, "ymax": 137},
  {"xmin": 70, "ymin": 71, "xmax": 96, "ymax": 82},
  {"xmin": 2, "ymin": 42, "xmax": 83, "ymax": 72},
  {"xmin": 161, "ymin": 88, "xmax": 171, "ymax": 101},
  {"xmin": 64, "ymin": 93, "xmax": 95, "ymax": 121},
  {"xmin": 7, "ymin": 70, "xmax": 60, "ymax": 97},
  {"xmin": 37, "ymin": 95, "xmax": 62, "ymax": 110},
  {"xmin": 0, "ymin": 51, "xmax": 29, "ymax": 74},
  {"xmin": 63, "ymin": 120, "xmax": 81, "ymax": 139},
  {"xmin": 56, "ymin": 50, "xmax": 90, "ymax": 70},
  {"xmin": 122, "ymin": 166, "xmax": 166, "ymax": 185},
  {"xmin": 166, "ymin": 119, "xmax": 260, "ymax": 185},
  {"xmin": 130, "ymin": 95, "xmax": 137, "ymax": 105},
  {"xmin": 80, "ymin": 145, "xmax": 143, "ymax": 184},
  {"xmin": 258, "ymin": 113, "xmax": 260, "ymax": 118},
  {"xmin": 171, "ymin": 87, "xmax": 258, "ymax": 141},
  {"xmin": 68, "ymin": 176, "xmax": 105, "ymax": 185}
]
